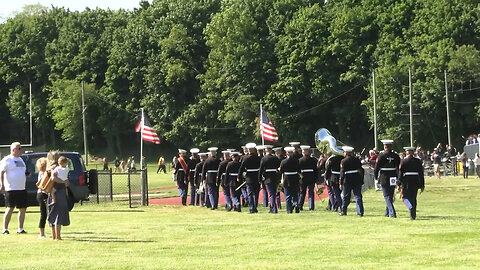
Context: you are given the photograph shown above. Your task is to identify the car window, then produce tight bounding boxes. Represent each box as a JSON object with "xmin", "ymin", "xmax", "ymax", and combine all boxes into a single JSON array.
[{"xmin": 65, "ymin": 157, "xmax": 75, "ymax": 171}]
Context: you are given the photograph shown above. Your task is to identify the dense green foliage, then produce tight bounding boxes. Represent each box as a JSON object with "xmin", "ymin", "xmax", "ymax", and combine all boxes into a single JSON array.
[{"xmin": 1, "ymin": 0, "xmax": 480, "ymax": 155}]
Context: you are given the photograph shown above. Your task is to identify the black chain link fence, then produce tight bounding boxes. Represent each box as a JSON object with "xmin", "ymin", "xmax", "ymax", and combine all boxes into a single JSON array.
[{"xmin": 80, "ymin": 169, "xmax": 148, "ymax": 208}]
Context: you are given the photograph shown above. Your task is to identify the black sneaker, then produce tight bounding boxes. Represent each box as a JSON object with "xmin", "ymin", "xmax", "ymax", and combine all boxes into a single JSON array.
[
  {"xmin": 2, "ymin": 230, "xmax": 9, "ymax": 235},
  {"xmin": 17, "ymin": 230, "xmax": 27, "ymax": 234}
]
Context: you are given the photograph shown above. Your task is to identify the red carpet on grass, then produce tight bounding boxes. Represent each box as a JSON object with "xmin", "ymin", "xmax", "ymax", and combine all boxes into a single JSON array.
[{"xmin": 149, "ymin": 184, "xmax": 330, "ymax": 206}]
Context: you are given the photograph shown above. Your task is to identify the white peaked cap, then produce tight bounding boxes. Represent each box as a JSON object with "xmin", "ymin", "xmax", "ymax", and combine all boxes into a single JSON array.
[
  {"xmin": 404, "ymin": 146, "xmax": 416, "ymax": 151},
  {"xmin": 300, "ymin": 145, "xmax": 311, "ymax": 150},
  {"xmin": 245, "ymin": 143, "xmax": 257, "ymax": 149},
  {"xmin": 255, "ymin": 145, "xmax": 265, "ymax": 150},
  {"xmin": 190, "ymin": 148, "xmax": 200, "ymax": 154},
  {"xmin": 178, "ymin": 149, "xmax": 187, "ymax": 154},
  {"xmin": 199, "ymin": 152, "xmax": 208, "ymax": 157},
  {"xmin": 289, "ymin": 142, "xmax": 300, "ymax": 146},
  {"xmin": 208, "ymin": 147, "xmax": 218, "ymax": 152},
  {"xmin": 221, "ymin": 150, "xmax": 231, "ymax": 154},
  {"xmin": 342, "ymin": 146, "xmax": 354, "ymax": 152},
  {"xmin": 263, "ymin": 145, "xmax": 273, "ymax": 149},
  {"xmin": 284, "ymin": 146, "xmax": 295, "ymax": 152},
  {"xmin": 381, "ymin": 139, "xmax": 394, "ymax": 145}
]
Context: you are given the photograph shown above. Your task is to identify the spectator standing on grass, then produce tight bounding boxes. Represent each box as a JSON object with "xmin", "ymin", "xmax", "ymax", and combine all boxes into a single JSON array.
[
  {"xmin": 474, "ymin": 153, "xmax": 480, "ymax": 179},
  {"xmin": 46, "ymin": 151, "xmax": 70, "ymax": 240},
  {"xmin": 157, "ymin": 155, "xmax": 166, "ymax": 174},
  {"xmin": 114, "ymin": 157, "xmax": 120, "ymax": 173},
  {"xmin": 1, "ymin": 142, "xmax": 28, "ymax": 235},
  {"xmin": 102, "ymin": 157, "xmax": 108, "ymax": 170},
  {"xmin": 431, "ymin": 149, "xmax": 441, "ymax": 180},
  {"xmin": 461, "ymin": 152, "xmax": 469, "ymax": 179},
  {"xmin": 120, "ymin": 159, "xmax": 126, "ymax": 173},
  {"xmin": 130, "ymin": 156, "xmax": 136, "ymax": 172},
  {"xmin": 35, "ymin": 157, "xmax": 48, "ymax": 238},
  {"xmin": 126, "ymin": 157, "xmax": 132, "ymax": 172}
]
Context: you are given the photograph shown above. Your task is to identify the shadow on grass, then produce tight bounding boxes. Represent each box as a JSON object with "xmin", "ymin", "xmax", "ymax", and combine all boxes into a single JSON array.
[
  {"xmin": 416, "ymin": 215, "xmax": 480, "ymax": 221},
  {"xmin": 67, "ymin": 237, "xmax": 154, "ymax": 243},
  {"xmin": 64, "ymin": 232, "xmax": 154, "ymax": 243},
  {"xmin": 72, "ymin": 209, "xmax": 145, "ymax": 213}
]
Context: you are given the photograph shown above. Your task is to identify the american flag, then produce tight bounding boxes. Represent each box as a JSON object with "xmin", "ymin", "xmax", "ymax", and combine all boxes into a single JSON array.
[
  {"xmin": 260, "ymin": 108, "xmax": 278, "ymax": 142},
  {"xmin": 135, "ymin": 113, "xmax": 161, "ymax": 144}
]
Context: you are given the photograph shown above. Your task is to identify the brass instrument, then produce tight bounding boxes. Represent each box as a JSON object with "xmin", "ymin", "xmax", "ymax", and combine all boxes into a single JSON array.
[{"xmin": 315, "ymin": 128, "xmax": 345, "ymax": 156}]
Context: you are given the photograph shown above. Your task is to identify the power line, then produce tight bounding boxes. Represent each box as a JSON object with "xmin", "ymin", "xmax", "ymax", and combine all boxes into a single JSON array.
[
  {"xmin": 449, "ymin": 100, "xmax": 479, "ymax": 104},
  {"xmin": 283, "ymin": 80, "xmax": 368, "ymax": 120}
]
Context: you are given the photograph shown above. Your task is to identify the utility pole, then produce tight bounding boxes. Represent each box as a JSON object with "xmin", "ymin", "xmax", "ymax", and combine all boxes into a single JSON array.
[
  {"xmin": 82, "ymin": 81, "xmax": 88, "ymax": 165},
  {"xmin": 29, "ymin": 82, "xmax": 33, "ymax": 146},
  {"xmin": 444, "ymin": 70, "xmax": 451, "ymax": 146},
  {"xmin": 409, "ymin": 68, "xmax": 413, "ymax": 147},
  {"xmin": 372, "ymin": 71, "xmax": 378, "ymax": 150}
]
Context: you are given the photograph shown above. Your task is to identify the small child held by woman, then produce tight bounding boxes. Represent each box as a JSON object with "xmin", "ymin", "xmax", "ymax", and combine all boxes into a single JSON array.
[{"xmin": 49, "ymin": 156, "xmax": 69, "ymax": 206}]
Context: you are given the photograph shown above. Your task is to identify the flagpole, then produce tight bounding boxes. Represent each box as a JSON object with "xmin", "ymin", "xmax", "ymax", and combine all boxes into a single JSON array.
[
  {"xmin": 140, "ymin": 108, "xmax": 144, "ymax": 170},
  {"xmin": 260, "ymin": 104, "xmax": 265, "ymax": 146}
]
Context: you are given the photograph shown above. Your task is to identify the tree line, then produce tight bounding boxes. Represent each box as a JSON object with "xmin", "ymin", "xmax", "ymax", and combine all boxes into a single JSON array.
[{"xmin": 1, "ymin": 0, "xmax": 479, "ymax": 157}]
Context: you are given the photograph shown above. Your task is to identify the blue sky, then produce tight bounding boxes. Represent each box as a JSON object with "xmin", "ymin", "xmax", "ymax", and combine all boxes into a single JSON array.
[{"xmin": 1, "ymin": 0, "xmax": 143, "ymax": 21}]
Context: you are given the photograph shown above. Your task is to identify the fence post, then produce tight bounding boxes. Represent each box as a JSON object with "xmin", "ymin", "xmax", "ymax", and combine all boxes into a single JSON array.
[
  {"xmin": 141, "ymin": 169, "xmax": 148, "ymax": 206},
  {"xmin": 128, "ymin": 170, "xmax": 132, "ymax": 208},
  {"xmin": 109, "ymin": 168, "xmax": 113, "ymax": 201}
]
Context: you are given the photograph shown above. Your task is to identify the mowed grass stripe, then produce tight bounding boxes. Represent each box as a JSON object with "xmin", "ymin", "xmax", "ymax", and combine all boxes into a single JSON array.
[{"xmin": 1, "ymin": 176, "xmax": 480, "ymax": 269}]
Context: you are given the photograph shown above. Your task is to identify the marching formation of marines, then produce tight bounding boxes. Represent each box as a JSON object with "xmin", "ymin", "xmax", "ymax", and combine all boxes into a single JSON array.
[{"xmin": 172, "ymin": 140, "xmax": 425, "ymax": 219}]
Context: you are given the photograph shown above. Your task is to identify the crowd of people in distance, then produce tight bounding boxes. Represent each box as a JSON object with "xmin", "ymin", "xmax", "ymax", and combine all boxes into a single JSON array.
[
  {"xmin": 465, "ymin": 134, "xmax": 480, "ymax": 145},
  {"xmin": 365, "ymin": 141, "xmax": 480, "ymax": 180}
]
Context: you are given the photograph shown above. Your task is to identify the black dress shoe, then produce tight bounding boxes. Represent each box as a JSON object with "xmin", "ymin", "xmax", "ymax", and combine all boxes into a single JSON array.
[
  {"xmin": 295, "ymin": 206, "xmax": 300, "ymax": 213},
  {"xmin": 339, "ymin": 212, "xmax": 347, "ymax": 216}
]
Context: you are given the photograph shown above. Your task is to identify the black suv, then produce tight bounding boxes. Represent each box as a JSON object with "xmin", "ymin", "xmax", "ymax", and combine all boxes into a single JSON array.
[{"xmin": 1, "ymin": 152, "xmax": 97, "ymax": 210}]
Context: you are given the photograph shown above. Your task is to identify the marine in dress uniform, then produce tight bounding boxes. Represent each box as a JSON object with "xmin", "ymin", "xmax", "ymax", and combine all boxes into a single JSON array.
[
  {"xmin": 317, "ymin": 153, "xmax": 332, "ymax": 210},
  {"xmin": 174, "ymin": 149, "xmax": 189, "ymax": 206},
  {"xmin": 273, "ymin": 147, "xmax": 285, "ymax": 209},
  {"xmin": 239, "ymin": 146, "xmax": 249, "ymax": 207},
  {"xmin": 289, "ymin": 142, "xmax": 302, "ymax": 161},
  {"xmin": 239, "ymin": 143, "xmax": 262, "ymax": 213},
  {"xmin": 259, "ymin": 145, "xmax": 280, "ymax": 213},
  {"xmin": 226, "ymin": 152, "xmax": 242, "ymax": 212},
  {"xmin": 398, "ymin": 147, "xmax": 425, "ymax": 220},
  {"xmin": 279, "ymin": 147, "xmax": 301, "ymax": 213},
  {"xmin": 202, "ymin": 147, "xmax": 221, "ymax": 210},
  {"xmin": 218, "ymin": 150, "xmax": 233, "ymax": 211},
  {"xmin": 339, "ymin": 146, "xmax": 364, "ymax": 216},
  {"xmin": 257, "ymin": 145, "xmax": 269, "ymax": 208},
  {"xmin": 298, "ymin": 146, "xmax": 319, "ymax": 211},
  {"xmin": 325, "ymin": 153, "xmax": 343, "ymax": 212},
  {"xmin": 188, "ymin": 148, "xmax": 200, "ymax": 205},
  {"xmin": 195, "ymin": 153, "xmax": 207, "ymax": 206},
  {"xmin": 374, "ymin": 140, "xmax": 401, "ymax": 218}
]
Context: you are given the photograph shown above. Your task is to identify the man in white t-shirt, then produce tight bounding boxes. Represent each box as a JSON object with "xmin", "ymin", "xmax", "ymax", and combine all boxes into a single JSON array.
[{"xmin": 0, "ymin": 142, "xmax": 28, "ymax": 235}]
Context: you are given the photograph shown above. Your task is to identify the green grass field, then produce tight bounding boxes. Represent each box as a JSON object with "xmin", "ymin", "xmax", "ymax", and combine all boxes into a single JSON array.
[{"xmin": 2, "ymin": 176, "xmax": 480, "ymax": 269}]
